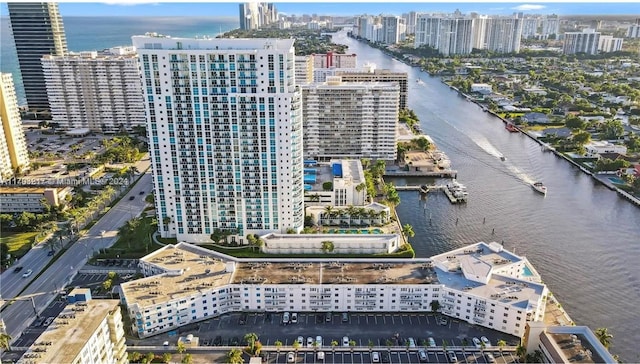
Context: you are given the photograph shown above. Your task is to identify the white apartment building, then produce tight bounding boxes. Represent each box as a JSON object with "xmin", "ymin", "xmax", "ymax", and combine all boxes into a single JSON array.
[
  {"xmin": 122, "ymin": 241, "xmax": 548, "ymax": 339},
  {"xmin": 0, "ymin": 186, "xmax": 72, "ymax": 213},
  {"xmin": 414, "ymin": 14, "xmax": 474, "ymax": 56},
  {"xmin": 17, "ymin": 295, "xmax": 127, "ymax": 364},
  {"xmin": 598, "ymin": 35, "xmax": 624, "ymax": 53},
  {"xmin": 627, "ymin": 22, "xmax": 640, "ymax": 38},
  {"xmin": 132, "ymin": 35, "xmax": 304, "ymax": 243},
  {"xmin": 311, "ymin": 52, "xmax": 357, "ymax": 69},
  {"xmin": 42, "ymin": 48, "xmax": 145, "ymax": 133},
  {"xmin": 403, "ymin": 12, "xmax": 418, "ymax": 35},
  {"xmin": 563, "ymin": 29, "xmax": 600, "ymax": 55},
  {"xmin": 335, "ymin": 68, "xmax": 408, "ymax": 110},
  {"xmin": 521, "ymin": 18, "xmax": 539, "ymax": 39},
  {"xmin": 485, "ymin": 17, "xmax": 523, "ymax": 53},
  {"xmin": 301, "ymin": 77, "xmax": 399, "ymax": 161},
  {"xmin": 471, "ymin": 15, "xmax": 489, "ymax": 49},
  {"xmin": 381, "ymin": 16, "xmax": 404, "ymax": 44},
  {"xmin": 524, "ymin": 323, "xmax": 617, "ymax": 364},
  {"xmin": 540, "ymin": 15, "xmax": 560, "ymax": 38},
  {"xmin": 294, "ymin": 55, "xmax": 313, "ymax": 85},
  {"xmin": 0, "ymin": 73, "xmax": 30, "ymax": 182}
]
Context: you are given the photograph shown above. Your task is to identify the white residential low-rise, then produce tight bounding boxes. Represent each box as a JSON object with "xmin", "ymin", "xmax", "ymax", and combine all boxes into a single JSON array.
[
  {"xmin": 260, "ymin": 233, "xmax": 400, "ymax": 254},
  {"xmin": 122, "ymin": 241, "xmax": 548, "ymax": 338},
  {"xmin": 471, "ymin": 83, "xmax": 492, "ymax": 93},
  {"xmin": 524, "ymin": 323, "xmax": 617, "ymax": 363},
  {"xmin": 585, "ymin": 141, "xmax": 627, "ymax": 156}
]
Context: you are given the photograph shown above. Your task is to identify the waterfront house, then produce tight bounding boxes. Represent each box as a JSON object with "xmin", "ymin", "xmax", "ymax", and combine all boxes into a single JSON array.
[
  {"xmin": 584, "ymin": 141, "xmax": 628, "ymax": 157},
  {"xmin": 471, "ymin": 83, "xmax": 492, "ymax": 94},
  {"xmin": 541, "ymin": 127, "xmax": 572, "ymax": 139},
  {"xmin": 523, "ymin": 112, "xmax": 551, "ymax": 124}
]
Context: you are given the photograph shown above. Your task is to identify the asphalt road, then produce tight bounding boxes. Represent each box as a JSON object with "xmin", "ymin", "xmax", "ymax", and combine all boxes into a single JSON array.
[{"xmin": 0, "ymin": 170, "xmax": 153, "ymax": 342}]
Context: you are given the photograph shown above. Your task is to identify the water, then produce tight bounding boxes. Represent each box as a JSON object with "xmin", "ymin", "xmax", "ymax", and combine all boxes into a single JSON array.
[
  {"xmin": 1, "ymin": 16, "xmax": 238, "ymax": 105},
  {"xmin": 330, "ymin": 32, "xmax": 640, "ymax": 361},
  {"xmin": 1, "ymin": 17, "xmax": 638, "ymax": 359}
]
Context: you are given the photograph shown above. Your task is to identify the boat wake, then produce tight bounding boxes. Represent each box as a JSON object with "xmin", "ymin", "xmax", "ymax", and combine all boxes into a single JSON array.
[
  {"xmin": 472, "ymin": 135, "xmax": 505, "ymax": 160},
  {"xmin": 507, "ymin": 165, "xmax": 536, "ymax": 185}
]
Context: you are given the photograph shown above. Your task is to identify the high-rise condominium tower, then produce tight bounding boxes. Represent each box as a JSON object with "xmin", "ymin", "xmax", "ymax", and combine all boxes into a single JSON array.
[
  {"xmin": 0, "ymin": 73, "xmax": 30, "ymax": 181},
  {"xmin": 132, "ymin": 35, "xmax": 304, "ymax": 243},
  {"xmin": 8, "ymin": 2, "xmax": 68, "ymax": 111},
  {"xmin": 42, "ymin": 47, "xmax": 145, "ymax": 133}
]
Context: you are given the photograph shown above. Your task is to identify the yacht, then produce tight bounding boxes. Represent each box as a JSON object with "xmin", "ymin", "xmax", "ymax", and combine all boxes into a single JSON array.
[
  {"xmin": 446, "ymin": 180, "xmax": 468, "ymax": 203},
  {"xmin": 532, "ymin": 182, "xmax": 547, "ymax": 195},
  {"xmin": 505, "ymin": 123, "xmax": 519, "ymax": 132}
]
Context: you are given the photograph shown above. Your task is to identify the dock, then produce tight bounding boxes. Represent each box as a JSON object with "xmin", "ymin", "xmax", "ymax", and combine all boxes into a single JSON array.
[
  {"xmin": 394, "ymin": 184, "xmax": 466, "ymax": 204},
  {"xmin": 383, "ymin": 170, "xmax": 458, "ymax": 178}
]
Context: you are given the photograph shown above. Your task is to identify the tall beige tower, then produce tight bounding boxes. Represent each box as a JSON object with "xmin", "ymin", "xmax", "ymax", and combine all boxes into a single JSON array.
[{"xmin": 0, "ymin": 73, "xmax": 30, "ymax": 181}]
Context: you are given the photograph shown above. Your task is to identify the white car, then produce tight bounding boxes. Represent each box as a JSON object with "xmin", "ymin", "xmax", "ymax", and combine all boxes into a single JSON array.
[
  {"xmin": 296, "ymin": 336, "xmax": 304, "ymax": 346},
  {"xmin": 427, "ymin": 337, "xmax": 436, "ymax": 347},
  {"xmin": 372, "ymin": 352, "xmax": 380, "ymax": 363},
  {"xmin": 481, "ymin": 336, "xmax": 492, "ymax": 347},
  {"xmin": 342, "ymin": 336, "xmax": 350, "ymax": 347},
  {"xmin": 287, "ymin": 351, "xmax": 295, "ymax": 363},
  {"xmin": 22, "ymin": 269, "xmax": 33, "ymax": 278},
  {"xmin": 282, "ymin": 312, "xmax": 290, "ymax": 324},
  {"xmin": 472, "ymin": 337, "xmax": 482, "ymax": 348},
  {"xmin": 315, "ymin": 335, "xmax": 323, "ymax": 347},
  {"xmin": 307, "ymin": 337, "xmax": 314, "ymax": 348},
  {"xmin": 317, "ymin": 351, "xmax": 325, "ymax": 361},
  {"xmin": 408, "ymin": 337, "xmax": 416, "ymax": 347},
  {"xmin": 486, "ymin": 353, "xmax": 496, "ymax": 363},
  {"xmin": 291, "ymin": 312, "xmax": 298, "ymax": 324}
]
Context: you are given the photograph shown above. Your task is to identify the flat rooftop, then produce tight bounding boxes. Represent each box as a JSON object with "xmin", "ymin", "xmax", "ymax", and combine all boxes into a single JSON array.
[
  {"xmin": 121, "ymin": 244, "xmax": 233, "ymax": 308},
  {"xmin": 433, "ymin": 242, "xmax": 545, "ymax": 309},
  {"xmin": 20, "ymin": 300, "xmax": 120, "ymax": 364},
  {"xmin": 545, "ymin": 332, "xmax": 606, "ymax": 363}
]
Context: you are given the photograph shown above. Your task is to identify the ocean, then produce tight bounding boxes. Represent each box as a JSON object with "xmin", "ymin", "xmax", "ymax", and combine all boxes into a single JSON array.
[{"xmin": 0, "ymin": 16, "xmax": 238, "ymax": 105}]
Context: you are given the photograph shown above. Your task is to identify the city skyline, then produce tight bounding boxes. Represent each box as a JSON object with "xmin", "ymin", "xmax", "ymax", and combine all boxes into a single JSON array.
[{"xmin": 2, "ymin": 2, "xmax": 640, "ymax": 18}]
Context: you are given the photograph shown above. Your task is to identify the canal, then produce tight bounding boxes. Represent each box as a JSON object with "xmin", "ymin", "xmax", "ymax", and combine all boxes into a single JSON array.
[{"xmin": 331, "ymin": 31, "xmax": 640, "ymax": 361}]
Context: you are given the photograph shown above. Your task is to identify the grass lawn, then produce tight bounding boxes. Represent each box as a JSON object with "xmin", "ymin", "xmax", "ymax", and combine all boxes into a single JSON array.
[
  {"xmin": 94, "ymin": 216, "xmax": 162, "ymax": 259},
  {"xmin": 0, "ymin": 231, "xmax": 38, "ymax": 257},
  {"xmin": 523, "ymin": 124, "xmax": 565, "ymax": 131}
]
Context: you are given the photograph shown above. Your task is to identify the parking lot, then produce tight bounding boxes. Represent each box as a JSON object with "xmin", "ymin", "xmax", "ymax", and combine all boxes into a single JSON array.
[
  {"xmin": 132, "ymin": 312, "xmax": 520, "ymax": 363},
  {"xmin": 260, "ymin": 348, "xmax": 518, "ymax": 363}
]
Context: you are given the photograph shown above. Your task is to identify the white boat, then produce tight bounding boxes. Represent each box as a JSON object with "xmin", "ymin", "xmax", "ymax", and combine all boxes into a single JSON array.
[
  {"xmin": 532, "ymin": 182, "xmax": 547, "ymax": 195},
  {"xmin": 446, "ymin": 180, "xmax": 468, "ymax": 203}
]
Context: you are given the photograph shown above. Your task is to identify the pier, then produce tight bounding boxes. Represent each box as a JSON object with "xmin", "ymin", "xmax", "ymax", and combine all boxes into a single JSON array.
[{"xmin": 383, "ymin": 169, "xmax": 458, "ymax": 178}]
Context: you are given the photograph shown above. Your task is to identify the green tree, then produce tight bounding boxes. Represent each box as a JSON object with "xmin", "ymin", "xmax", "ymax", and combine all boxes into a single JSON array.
[
  {"xmin": 182, "ymin": 353, "xmax": 193, "ymax": 364},
  {"xmin": 595, "ymin": 327, "xmax": 614, "ymax": 350},
  {"xmin": 162, "ymin": 352, "xmax": 172, "ymax": 363},
  {"xmin": 0, "ymin": 333, "xmax": 12, "ymax": 352},
  {"xmin": 497, "ymin": 340, "xmax": 507, "ymax": 354},
  {"xmin": 402, "ymin": 224, "xmax": 415, "ymax": 238},
  {"xmin": 572, "ymin": 131, "xmax": 591, "ymax": 147},
  {"xmin": 102, "ymin": 279, "xmax": 113, "ymax": 291},
  {"xmin": 429, "ymin": 300, "xmax": 441, "ymax": 312},
  {"xmin": 601, "ymin": 120, "xmax": 625, "ymax": 139},
  {"xmin": 176, "ymin": 341, "xmax": 186, "ymax": 363},
  {"xmin": 274, "ymin": 340, "xmax": 283, "ymax": 352},
  {"xmin": 321, "ymin": 240, "xmax": 335, "ymax": 253},
  {"xmin": 128, "ymin": 352, "xmax": 142, "ymax": 362},
  {"xmin": 565, "ymin": 116, "xmax": 586, "ymax": 130},
  {"xmin": 143, "ymin": 352, "xmax": 155, "ymax": 364},
  {"xmin": 244, "ymin": 332, "xmax": 259, "ymax": 355},
  {"xmin": 515, "ymin": 344, "xmax": 527, "ymax": 361}
]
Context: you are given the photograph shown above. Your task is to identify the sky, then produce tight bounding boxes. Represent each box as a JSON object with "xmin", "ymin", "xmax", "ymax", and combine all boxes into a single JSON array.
[{"xmin": 0, "ymin": 1, "xmax": 639, "ymax": 17}]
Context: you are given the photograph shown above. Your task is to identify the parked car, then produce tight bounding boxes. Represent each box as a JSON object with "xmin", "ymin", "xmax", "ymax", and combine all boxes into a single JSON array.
[
  {"xmin": 291, "ymin": 312, "xmax": 298, "ymax": 324},
  {"xmin": 342, "ymin": 336, "xmax": 350, "ymax": 347},
  {"xmin": 22, "ymin": 269, "xmax": 33, "ymax": 278},
  {"xmin": 472, "ymin": 337, "xmax": 482, "ymax": 348},
  {"xmin": 315, "ymin": 335, "xmax": 323, "ymax": 347},
  {"xmin": 418, "ymin": 349, "xmax": 428, "ymax": 362},
  {"xmin": 408, "ymin": 337, "xmax": 416, "ymax": 347},
  {"xmin": 372, "ymin": 351, "xmax": 380, "ymax": 363},
  {"xmin": 325, "ymin": 312, "xmax": 332, "ymax": 322},
  {"xmin": 481, "ymin": 336, "xmax": 492, "ymax": 347},
  {"xmin": 317, "ymin": 351, "xmax": 325, "ymax": 361},
  {"xmin": 486, "ymin": 353, "xmax": 496, "ymax": 363},
  {"xmin": 306, "ymin": 337, "xmax": 314, "ymax": 348},
  {"xmin": 287, "ymin": 351, "xmax": 295, "ymax": 363},
  {"xmin": 282, "ymin": 312, "xmax": 290, "ymax": 324},
  {"xmin": 447, "ymin": 351, "xmax": 458, "ymax": 363},
  {"xmin": 427, "ymin": 337, "xmax": 436, "ymax": 347},
  {"xmin": 341, "ymin": 312, "xmax": 349, "ymax": 322}
]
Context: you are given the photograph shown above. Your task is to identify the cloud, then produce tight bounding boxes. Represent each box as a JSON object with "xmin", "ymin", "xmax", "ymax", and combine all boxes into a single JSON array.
[{"xmin": 511, "ymin": 4, "xmax": 547, "ymax": 11}]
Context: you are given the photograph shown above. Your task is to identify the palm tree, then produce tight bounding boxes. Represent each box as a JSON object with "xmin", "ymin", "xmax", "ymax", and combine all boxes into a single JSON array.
[
  {"xmin": 515, "ymin": 344, "xmax": 527, "ymax": 362},
  {"xmin": 402, "ymin": 224, "xmax": 415, "ymax": 238},
  {"xmin": 0, "ymin": 333, "xmax": 12, "ymax": 352},
  {"xmin": 176, "ymin": 341, "xmax": 186, "ymax": 363},
  {"xmin": 226, "ymin": 348, "xmax": 244, "ymax": 364},
  {"xmin": 497, "ymin": 340, "xmax": 506, "ymax": 354},
  {"xmin": 595, "ymin": 327, "xmax": 613, "ymax": 350},
  {"xmin": 331, "ymin": 340, "xmax": 338, "ymax": 352},
  {"xmin": 274, "ymin": 340, "xmax": 283, "ymax": 353},
  {"xmin": 244, "ymin": 332, "xmax": 259, "ymax": 355},
  {"xmin": 292, "ymin": 340, "xmax": 301, "ymax": 352},
  {"xmin": 182, "ymin": 353, "xmax": 193, "ymax": 364},
  {"xmin": 162, "ymin": 352, "xmax": 172, "ymax": 363}
]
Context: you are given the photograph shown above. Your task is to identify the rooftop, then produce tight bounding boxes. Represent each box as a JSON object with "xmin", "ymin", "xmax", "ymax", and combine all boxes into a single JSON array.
[
  {"xmin": 20, "ymin": 300, "xmax": 120, "ymax": 364},
  {"xmin": 540, "ymin": 326, "xmax": 614, "ymax": 364},
  {"xmin": 132, "ymin": 35, "xmax": 295, "ymax": 51}
]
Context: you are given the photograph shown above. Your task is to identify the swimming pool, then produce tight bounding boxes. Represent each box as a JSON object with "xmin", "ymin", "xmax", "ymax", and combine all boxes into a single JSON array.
[
  {"xmin": 607, "ymin": 177, "xmax": 626, "ymax": 185},
  {"xmin": 522, "ymin": 265, "xmax": 534, "ymax": 277}
]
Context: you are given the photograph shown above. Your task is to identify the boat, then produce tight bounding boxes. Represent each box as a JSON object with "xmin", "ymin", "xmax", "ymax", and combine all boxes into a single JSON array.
[
  {"xmin": 500, "ymin": 156, "xmax": 506, "ymax": 161},
  {"xmin": 444, "ymin": 180, "xmax": 468, "ymax": 203},
  {"xmin": 532, "ymin": 182, "xmax": 547, "ymax": 195},
  {"xmin": 505, "ymin": 123, "xmax": 519, "ymax": 133}
]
